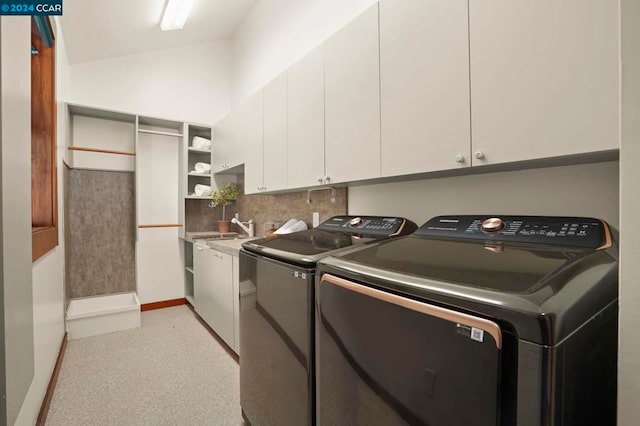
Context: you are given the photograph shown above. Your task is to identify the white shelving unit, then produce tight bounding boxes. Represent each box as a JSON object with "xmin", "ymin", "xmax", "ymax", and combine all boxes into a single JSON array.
[
  {"xmin": 184, "ymin": 240, "xmax": 194, "ymax": 306},
  {"xmin": 185, "ymin": 124, "xmax": 213, "ymax": 198},
  {"xmin": 135, "ymin": 115, "xmax": 185, "ymax": 305},
  {"xmin": 66, "ymin": 103, "xmax": 216, "ymax": 307}
]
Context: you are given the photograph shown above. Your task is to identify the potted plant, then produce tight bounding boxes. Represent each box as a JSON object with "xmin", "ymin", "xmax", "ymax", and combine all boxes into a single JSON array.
[{"xmin": 209, "ymin": 183, "xmax": 240, "ymax": 233}]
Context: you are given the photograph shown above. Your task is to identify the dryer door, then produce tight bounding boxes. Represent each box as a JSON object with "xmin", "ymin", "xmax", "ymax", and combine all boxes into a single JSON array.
[{"xmin": 317, "ymin": 274, "xmax": 502, "ymax": 426}]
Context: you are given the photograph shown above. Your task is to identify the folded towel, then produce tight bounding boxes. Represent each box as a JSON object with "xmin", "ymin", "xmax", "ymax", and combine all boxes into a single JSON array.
[
  {"xmin": 192, "ymin": 136, "xmax": 212, "ymax": 149},
  {"xmin": 193, "ymin": 184, "xmax": 211, "ymax": 197},
  {"xmin": 194, "ymin": 162, "xmax": 211, "ymax": 173},
  {"xmin": 274, "ymin": 219, "xmax": 308, "ymax": 234},
  {"xmin": 274, "ymin": 218, "xmax": 299, "ymax": 234},
  {"xmin": 288, "ymin": 220, "xmax": 308, "ymax": 233}
]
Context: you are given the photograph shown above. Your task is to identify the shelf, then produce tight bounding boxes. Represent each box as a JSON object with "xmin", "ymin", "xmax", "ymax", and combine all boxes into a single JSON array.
[
  {"xmin": 186, "ymin": 266, "xmax": 194, "ymax": 274},
  {"xmin": 68, "ymin": 103, "xmax": 136, "ymax": 124},
  {"xmin": 185, "ymin": 195, "xmax": 211, "ymax": 200},
  {"xmin": 188, "ymin": 172, "xmax": 211, "ymax": 177},
  {"xmin": 137, "ymin": 128, "xmax": 183, "ymax": 138},
  {"xmin": 188, "ymin": 147, "xmax": 211, "ymax": 154}
]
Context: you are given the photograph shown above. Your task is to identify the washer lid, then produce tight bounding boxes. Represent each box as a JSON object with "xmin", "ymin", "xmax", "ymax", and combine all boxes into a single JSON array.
[
  {"xmin": 242, "ymin": 228, "xmax": 380, "ymax": 266},
  {"xmin": 318, "ymin": 234, "xmax": 618, "ymax": 345},
  {"xmin": 242, "ymin": 215, "xmax": 417, "ymax": 267}
]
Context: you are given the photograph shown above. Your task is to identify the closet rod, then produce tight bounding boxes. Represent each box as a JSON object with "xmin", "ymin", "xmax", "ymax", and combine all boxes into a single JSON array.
[
  {"xmin": 137, "ymin": 128, "xmax": 183, "ymax": 138},
  {"xmin": 68, "ymin": 146, "xmax": 136, "ymax": 156},
  {"xmin": 138, "ymin": 224, "xmax": 183, "ymax": 229}
]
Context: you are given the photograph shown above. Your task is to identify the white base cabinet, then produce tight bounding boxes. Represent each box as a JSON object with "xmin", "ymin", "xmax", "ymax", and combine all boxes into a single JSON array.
[
  {"xmin": 136, "ymin": 228, "xmax": 185, "ymax": 304},
  {"xmin": 194, "ymin": 244, "xmax": 236, "ymax": 351}
]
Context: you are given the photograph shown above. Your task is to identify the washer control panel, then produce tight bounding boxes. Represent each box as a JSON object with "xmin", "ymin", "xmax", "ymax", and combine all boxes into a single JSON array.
[
  {"xmin": 415, "ymin": 216, "xmax": 610, "ymax": 249},
  {"xmin": 318, "ymin": 216, "xmax": 417, "ymax": 237}
]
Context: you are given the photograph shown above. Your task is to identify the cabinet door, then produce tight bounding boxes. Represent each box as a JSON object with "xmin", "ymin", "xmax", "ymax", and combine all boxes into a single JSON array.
[
  {"xmin": 136, "ymin": 130, "xmax": 184, "ymax": 304},
  {"xmin": 137, "ymin": 228, "xmax": 184, "ymax": 304},
  {"xmin": 239, "ymin": 91, "xmax": 265, "ymax": 194},
  {"xmin": 194, "ymin": 246, "xmax": 235, "ymax": 348},
  {"xmin": 380, "ymin": 0, "xmax": 471, "ymax": 176},
  {"xmin": 263, "ymin": 72, "xmax": 288, "ymax": 191},
  {"xmin": 212, "ymin": 114, "xmax": 234, "ymax": 173},
  {"xmin": 232, "ymin": 256, "xmax": 240, "ymax": 354},
  {"xmin": 469, "ymin": 0, "xmax": 619, "ymax": 165},
  {"xmin": 287, "ymin": 46, "xmax": 325, "ymax": 189},
  {"xmin": 324, "ymin": 4, "xmax": 381, "ymax": 184}
]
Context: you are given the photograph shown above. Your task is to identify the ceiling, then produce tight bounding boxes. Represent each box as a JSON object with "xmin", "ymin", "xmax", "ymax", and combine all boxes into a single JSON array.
[{"xmin": 59, "ymin": 0, "xmax": 258, "ymax": 64}]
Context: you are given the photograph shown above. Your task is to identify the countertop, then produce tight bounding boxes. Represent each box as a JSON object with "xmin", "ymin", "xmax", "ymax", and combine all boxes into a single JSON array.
[
  {"xmin": 185, "ymin": 234, "xmax": 259, "ymax": 257},
  {"xmin": 183, "ymin": 231, "xmax": 239, "ymax": 242}
]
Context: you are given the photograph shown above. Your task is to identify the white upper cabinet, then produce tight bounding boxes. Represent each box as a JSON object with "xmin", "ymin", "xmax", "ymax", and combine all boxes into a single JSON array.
[
  {"xmin": 263, "ymin": 72, "xmax": 288, "ymax": 192},
  {"xmin": 212, "ymin": 113, "xmax": 241, "ymax": 174},
  {"xmin": 469, "ymin": 0, "xmax": 619, "ymax": 166},
  {"xmin": 379, "ymin": 0, "xmax": 471, "ymax": 176},
  {"xmin": 324, "ymin": 4, "xmax": 381, "ymax": 184},
  {"xmin": 287, "ymin": 46, "xmax": 325, "ymax": 189},
  {"xmin": 240, "ymin": 90, "xmax": 265, "ymax": 195}
]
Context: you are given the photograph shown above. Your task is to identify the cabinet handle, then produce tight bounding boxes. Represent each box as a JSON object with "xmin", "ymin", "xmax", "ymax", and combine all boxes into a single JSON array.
[
  {"xmin": 474, "ymin": 151, "xmax": 485, "ymax": 160},
  {"xmin": 455, "ymin": 155, "xmax": 465, "ymax": 163},
  {"xmin": 324, "ymin": 176, "xmax": 331, "ymax": 184},
  {"xmin": 317, "ymin": 178, "xmax": 323, "ymax": 183}
]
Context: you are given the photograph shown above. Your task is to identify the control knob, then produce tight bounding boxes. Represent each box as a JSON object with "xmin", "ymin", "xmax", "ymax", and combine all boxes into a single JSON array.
[
  {"xmin": 349, "ymin": 217, "xmax": 363, "ymax": 227},
  {"xmin": 482, "ymin": 217, "xmax": 504, "ymax": 232}
]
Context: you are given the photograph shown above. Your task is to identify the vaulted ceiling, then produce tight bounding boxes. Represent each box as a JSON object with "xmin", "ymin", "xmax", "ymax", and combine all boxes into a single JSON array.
[{"xmin": 59, "ymin": 0, "xmax": 258, "ymax": 64}]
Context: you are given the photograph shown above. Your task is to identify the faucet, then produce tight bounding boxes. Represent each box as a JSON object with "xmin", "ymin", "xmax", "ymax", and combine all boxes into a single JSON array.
[{"xmin": 232, "ymin": 215, "xmax": 255, "ymax": 237}]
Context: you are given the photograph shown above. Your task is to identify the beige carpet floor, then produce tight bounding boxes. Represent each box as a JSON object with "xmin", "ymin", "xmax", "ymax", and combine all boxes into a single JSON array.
[{"xmin": 46, "ymin": 306, "xmax": 242, "ymax": 426}]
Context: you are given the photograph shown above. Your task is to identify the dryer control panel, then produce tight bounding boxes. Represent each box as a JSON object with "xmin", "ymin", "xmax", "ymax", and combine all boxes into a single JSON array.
[
  {"xmin": 415, "ymin": 216, "xmax": 611, "ymax": 249},
  {"xmin": 318, "ymin": 216, "xmax": 417, "ymax": 237}
]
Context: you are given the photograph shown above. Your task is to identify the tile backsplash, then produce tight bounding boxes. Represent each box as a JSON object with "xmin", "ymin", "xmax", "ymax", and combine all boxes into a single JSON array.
[{"xmin": 186, "ymin": 177, "xmax": 347, "ymax": 237}]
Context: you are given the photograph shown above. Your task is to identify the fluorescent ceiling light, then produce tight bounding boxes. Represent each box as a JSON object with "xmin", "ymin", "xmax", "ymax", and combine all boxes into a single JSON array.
[{"xmin": 160, "ymin": 0, "xmax": 195, "ymax": 31}]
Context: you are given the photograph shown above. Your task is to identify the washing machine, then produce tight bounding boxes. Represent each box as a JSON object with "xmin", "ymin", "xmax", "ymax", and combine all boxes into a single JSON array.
[
  {"xmin": 239, "ymin": 215, "xmax": 417, "ymax": 426},
  {"xmin": 315, "ymin": 215, "xmax": 618, "ymax": 426}
]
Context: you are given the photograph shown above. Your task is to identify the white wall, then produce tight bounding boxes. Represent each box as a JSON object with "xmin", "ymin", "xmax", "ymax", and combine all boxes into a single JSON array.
[
  {"xmin": 1, "ymin": 16, "xmax": 35, "ymax": 425},
  {"xmin": 618, "ymin": 0, "xmax": 640, "ymax": 423},
  {"xmin": 230, "ymin": 0, "xmax": 377, "ymax": 105},
  {"xmin": 14, "ymin": 18, "xmax": 69, "ymax": 426},
  {"xmin": 349, "ymin": 162, "xmax": 620, "ymax": 229},
  {"xmin": 15, "ymin": 250, "xmax": 65, "ymax": 426},
  {"xmin": 70, "ymin": 41, "xmax": 231, "ymax": 125}
]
